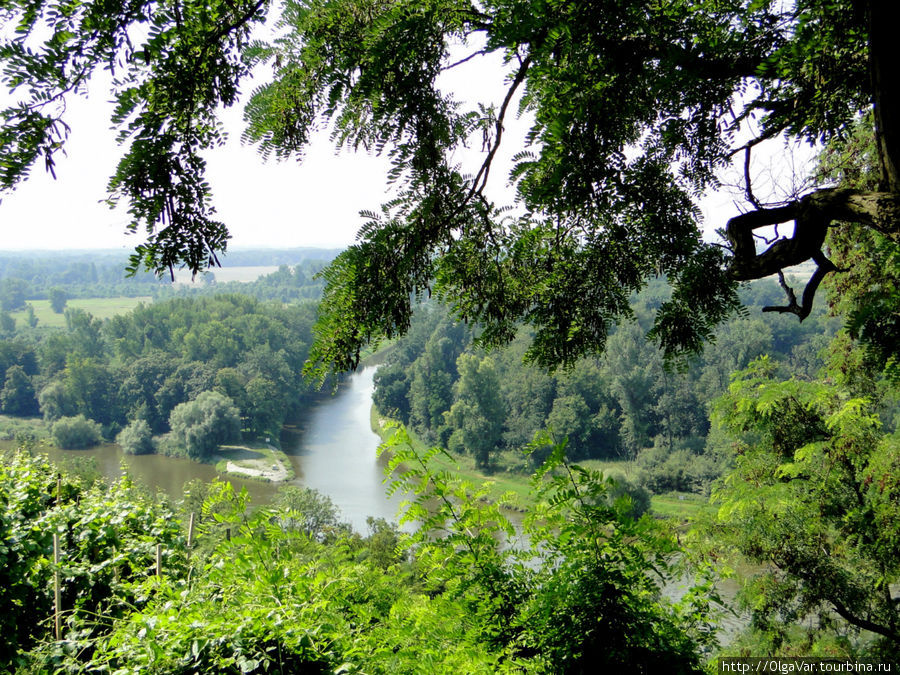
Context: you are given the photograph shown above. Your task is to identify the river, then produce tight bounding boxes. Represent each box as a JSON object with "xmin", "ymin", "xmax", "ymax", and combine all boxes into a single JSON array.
[{"xmin": 37, "ymin": 367, "xmax": 404, "ymax": 533}]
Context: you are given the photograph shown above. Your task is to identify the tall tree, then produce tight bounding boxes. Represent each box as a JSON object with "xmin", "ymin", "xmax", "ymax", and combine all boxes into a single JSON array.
[
  {"xmin": 48, "ymin": 288, "xmax": 67, "ymax": 314},
  {"xmin": 444, "ymin": 354, "xmax": 504, "ymax": 468}
]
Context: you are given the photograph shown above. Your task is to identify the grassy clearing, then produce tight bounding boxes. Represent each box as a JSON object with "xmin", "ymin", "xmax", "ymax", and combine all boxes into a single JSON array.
[
  {"xmin": 215, "ymin": 442, "xmax": 295, "ymax": 483},
  {"xmin": 0, "ymin": 415, "xmax": 50, "ymax": 442},
  {"xmin": 369, "ymin": 406, "xmax": 705, "ymax": 521},
  {"xmin": 646, "ymin": 492, "xmax": 707, "ymax": 522},
  {"xmin": 10, "ymin": 297, "xmax": 152, "ymax": 328},
  {"xmin": 579, "ymin": 458, "xmax": 637, "ymax": 481}
]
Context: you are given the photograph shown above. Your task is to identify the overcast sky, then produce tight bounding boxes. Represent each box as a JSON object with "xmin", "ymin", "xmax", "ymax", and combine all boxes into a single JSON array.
[{"xmin": 0, "ymin": 38, "xmax": 814, "ymax": 258}]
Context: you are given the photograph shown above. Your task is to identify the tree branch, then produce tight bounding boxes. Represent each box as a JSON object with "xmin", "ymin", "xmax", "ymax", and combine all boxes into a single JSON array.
[
  {"xmin": 762, "ymin": 252, "xmax": 839, "ymax": 320},
  {"xmin": 442, "ymin": 49, "xmax": 487, "ymax": 71},
  {"xmin": 463, "ymin": 53, "xmax": 531, "ymax": 206},
  {"xmin": 831, "ymin": 597, "xmax": 900, "ymax": 644},
  {"xmin": 726, "ymin": 187, "xmax": 900, "ymax": 284}
]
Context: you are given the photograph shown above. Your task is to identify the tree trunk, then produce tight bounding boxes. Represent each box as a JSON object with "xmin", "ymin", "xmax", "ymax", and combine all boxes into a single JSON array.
[{"xmin": 869, "ymin": 0, "xmax": 900, "ymax": 193}]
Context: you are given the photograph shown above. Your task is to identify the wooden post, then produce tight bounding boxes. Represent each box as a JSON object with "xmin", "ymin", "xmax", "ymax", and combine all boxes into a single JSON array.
[
  {"xmin": 225, "ymin": 527, "xmax": 231, "ymax": 542},
  {"xmin": 185, "ymin": 511, "xmax": 194, "ymax": 562},
  {"xmin": 156, "ymin": 543, "xmax": 162, "ymax": 577},
  {"xmin": 53, "ymin": 533, "xmax": 61, "ymax": 641},
  {"xmin": 56, "ymin": 474, "xmax": 61, "ymax": 506},
  {"xmin": 187, "ymin": 512, "xmax": 195, "ymax": 549}
]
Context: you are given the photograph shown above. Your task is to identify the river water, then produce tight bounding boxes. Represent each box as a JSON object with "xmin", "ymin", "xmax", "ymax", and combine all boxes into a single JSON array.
[{"xmin": 37, "ymin": 367, "xmax": 404, "ymax": 533}]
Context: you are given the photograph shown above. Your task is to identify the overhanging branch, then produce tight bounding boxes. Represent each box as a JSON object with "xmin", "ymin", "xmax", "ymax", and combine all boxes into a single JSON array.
[{"xmin": 726, "ymin": 187, "xmax": 900, "ymax": 317}]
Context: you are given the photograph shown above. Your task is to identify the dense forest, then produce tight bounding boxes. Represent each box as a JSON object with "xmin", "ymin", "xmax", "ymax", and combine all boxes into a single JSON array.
[
  {"xmin": 0, "ymin": 291, "xmax": 321, "ymax": 457},
  {"xmin": 373, "ymin": 278, "xmax": 844, "ymax": 492}
]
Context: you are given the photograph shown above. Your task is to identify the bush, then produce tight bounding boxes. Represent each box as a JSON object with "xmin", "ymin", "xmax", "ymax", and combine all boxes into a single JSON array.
[
  {"xmin": 116, "ymin": 419, "xmax": 155, "ymax": 455},
  {"xmin": 272, "ymin": 485, "xmax": 348, "ymax": 540},
  {"xmin": 636, "ymin": 435, "xmax": 730, "ymax": 495},
  {"xmin": 51, "ymin": 415, "xmax": 102, "ymax": 449},
  {"xmin": 605, "ymin": 476, "xmax": 652, "ymax": 519}
]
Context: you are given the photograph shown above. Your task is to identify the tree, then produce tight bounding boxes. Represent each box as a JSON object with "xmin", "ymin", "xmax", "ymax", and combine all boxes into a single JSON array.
[
  {"xmin": 709, "ymin": 358, "xmax": 899, "ymax": 658},
  {"xmin": 1, "ymin": 0, "xmax": 896, "ymax": 372},
  {"xmin": 274, "ymin": 0, "xmax": 899, "ymax": 374},
  {"xmin": 48, "ymin": 287, "xmax": 67, "ymax": 314},
  {"xmin": 271, "ymin": 485, "xmax": 346, "ymax": 540},
  {"xmin": 168, "ymin": 391, "xmax": 241, "ymax": 460},
  {"xmin": 243, "ymin": 375, "xmax": 281, "ymax": 438},
  {"xmin": 116, "ymin": 418, "xmax": 155, "ymax": 455},
  {"xmin": 0, "ymin": 279, "xmax": 26, "ymax": 312},
  {"xmin": 23, "ymin": 304, "xmax": 37, "ymax": 328},
  {"xmin": 63, "ymin": 308, "xmax": 104, "ymax": 360},
  {"xmin": 0, "ymin": 365, "xmax": 38, "ymax": 416},
  {"xmin": 38, "ymin": 379, "xmax": 75, "ymax": 422},
  {"xmin": 0, "ymin": 312, "xmax": 14, "ymax": 335},
  {"xmin": 407, "ymin": 320, "xmax": 469, "ymax": 441},
  {"xmin": 444, "ymin": 354, "xmax": 504, "ymax": 468},
  {"xmin": 62, "ymin": 356, "xmax": 119, "ymax": 426}
]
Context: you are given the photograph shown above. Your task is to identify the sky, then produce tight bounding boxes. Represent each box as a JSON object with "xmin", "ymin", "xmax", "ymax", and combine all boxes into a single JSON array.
[
  {"xmin": 0, "ymin": 43, "xmax": 538, "ymax": 256},
  {"xmin": 0, "ymin": 78, "xmax": 397, "ymax": 252},
  {"xmin": 0, "ymin": 34, "xmax": 815, "ymax": 259}
]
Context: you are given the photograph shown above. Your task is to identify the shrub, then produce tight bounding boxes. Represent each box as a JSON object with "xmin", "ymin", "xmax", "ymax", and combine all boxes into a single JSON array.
[
  {"xmin": 51, "ymin": 415, "xmax": 102, "ymax": 449},
  {"xmin": 116, "ymin": 419, "xmax": 155, "ymax": 455}
]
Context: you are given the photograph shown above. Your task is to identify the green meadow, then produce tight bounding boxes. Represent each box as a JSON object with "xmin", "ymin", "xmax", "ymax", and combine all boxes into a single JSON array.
[{"xmin": 9, "ymin": 296, "xmax": 152, "ymax": 327}]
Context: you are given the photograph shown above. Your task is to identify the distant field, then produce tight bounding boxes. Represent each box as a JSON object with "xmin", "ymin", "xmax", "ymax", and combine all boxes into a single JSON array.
[
  {"xmin": 9, "ymin": 297, "xmax": 152, "ymax": 328},
  {"xmin": 172, "ymin": 265, "xmax": 280, "ymax": 285}
]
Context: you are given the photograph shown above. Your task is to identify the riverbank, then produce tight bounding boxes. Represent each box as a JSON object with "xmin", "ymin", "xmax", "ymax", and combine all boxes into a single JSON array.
[
  {"xmin": 214, "ymin": 443, "xmax": 294, "ymax": 483},
  {"xmin": 369, "ymin": 405, "xmax": 705, "ymax": 522},
  {"xmin": 370, "ymin": 406, "xmax": 534, "ymax": 510}
]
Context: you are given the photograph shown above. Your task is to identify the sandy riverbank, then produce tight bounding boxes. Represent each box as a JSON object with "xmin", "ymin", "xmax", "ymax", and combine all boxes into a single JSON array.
[{"xmin": 216, "ymin": 444, "xmax": 294, "ymax": 483}]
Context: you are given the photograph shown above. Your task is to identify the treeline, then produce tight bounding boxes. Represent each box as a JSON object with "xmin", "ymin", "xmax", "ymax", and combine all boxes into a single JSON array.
[
  {"xmin": 0, "ymin": 294, "xmax": 320, "ymax": 455},
  {"xmin": 0, "ymin": 253, "xmax": 333, "ymax": 308},
  {"xmin": 0, "ymin": 255, "xmax": 167, "ymax": 304},
  {"xmin": 172, "ymin": 262, "xmax": 329, "ymax": 303},
  {"xmin": 374, "ymin": 278, "xmax": 839, "ymax": 493}
]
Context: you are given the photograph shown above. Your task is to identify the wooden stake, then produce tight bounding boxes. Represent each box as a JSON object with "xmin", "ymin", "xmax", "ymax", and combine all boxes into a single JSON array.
[
  {"xmin": 187, "ymin": 512, "xmax": 195, "ymax": 550},
  {"xmin": 56, "ymin": 474, "xmax": 61, "ymax": 506},
  {"xmin": 156, "ymin": 543, "xmax": 162, "ymax": 577},
  {"xmin": 53, "ymin": 533, "xmax": 61, "ymax": 641}
]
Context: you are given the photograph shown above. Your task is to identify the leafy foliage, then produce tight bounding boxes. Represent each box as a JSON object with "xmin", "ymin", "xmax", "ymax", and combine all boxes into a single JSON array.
[
  {"xmin": 51, "ymin": 413, "xmax": 102, "ymax": 449},
  {"xmin": 1, "ymin": 432, "xmax": 717, "ymax": 672},
  {"xmin": 705, "ymin": 358, "xmax": 900, "ymax": 659},
  {"xmin": 381, "ymin": 424, "xmax": 714, "ymax": 671},
  {"xmin": 3, "ymin": 0, "xmax": 885, "ymax": 371},
  {"xmin": 0, "ymin": 452, "xmax": 184, "ymax": 668},
  {"xmin": 168, "ymin": 390, "xmax": 241, "ymax": 460},
  {"xmin": 116, "ymin": 418, "xmax": 155, "ymax": 456},
  {"xmin": 1, "ymin": 363, "xmax": 38, "ymax": 416}
]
